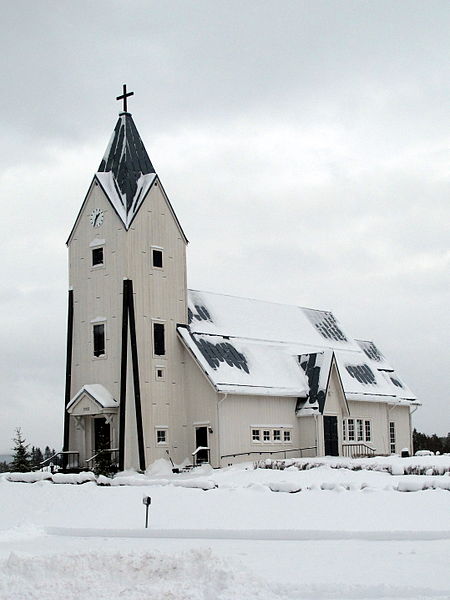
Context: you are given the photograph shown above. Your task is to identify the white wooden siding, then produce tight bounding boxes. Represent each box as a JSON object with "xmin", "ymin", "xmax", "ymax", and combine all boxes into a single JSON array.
[{"xmin": 68, "ymin": 179, "xmax": 189, "ymax": 469}]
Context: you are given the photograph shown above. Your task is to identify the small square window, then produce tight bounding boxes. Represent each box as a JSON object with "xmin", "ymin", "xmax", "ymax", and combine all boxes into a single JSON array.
[
  {"xmin": 155, "ymin": 367, "xmax": 165, "ymax": 381},
  {"xmin": 273, "ymin": 430, "xmax": 281, "ymax": 441},
  {"xmin": 283, "ymin": 430, "xmax": 291, "ymax": 442},
  {"xmin": 92, "ymin": 247, "xmax": 104, "ymax": 266},
  {"xmin": 263, "ymin": 430, "xmax": 271, "ymax": 442},
  {"xmin": 252, "ymin": 429, "xmax": 260, "ymax": 442},
  {"xmin": 156, "ymin": 429, "xmax": 167, "ymax": 445},
  {"xmin": 152, "ymin": 249, "xmax": 163, "ymax": 268}
]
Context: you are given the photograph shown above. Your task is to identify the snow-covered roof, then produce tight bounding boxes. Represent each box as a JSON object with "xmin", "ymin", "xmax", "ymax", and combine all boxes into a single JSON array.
[
  {"xmin": 296, "ymin": 351, "xmax": 333, "ymax": 415},
  {"xmin": 355, "ymin": 339, "xmax": 393, "ymax": 371},
  {"xmin": 178, "ymin": 327, "xmax": 309, "ymax": 397},
  {"xmin": 188, "ymin": 290, "xmax": 360, "ymax": 351},
  {"xmin": 181, "ymin": 290, "xmax": 418, "ymax": 406},
  {"xmin": 67, "ymin": 384, "xmax": 118, "ymax": 411}
]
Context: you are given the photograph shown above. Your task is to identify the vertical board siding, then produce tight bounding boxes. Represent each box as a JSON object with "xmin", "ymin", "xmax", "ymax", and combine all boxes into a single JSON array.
[
  {"xmin": 68, "ymin": 179, "xmax": 189, "ymax": 468},
  {"xmin": 219, "ymin": 395, "xmax": 299, "ymax": 465}
]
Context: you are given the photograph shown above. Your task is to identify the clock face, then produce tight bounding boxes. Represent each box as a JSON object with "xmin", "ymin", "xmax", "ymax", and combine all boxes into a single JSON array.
[{"xmin": 89, "ymin": 208, "xmax": 104, "ymax": 228}]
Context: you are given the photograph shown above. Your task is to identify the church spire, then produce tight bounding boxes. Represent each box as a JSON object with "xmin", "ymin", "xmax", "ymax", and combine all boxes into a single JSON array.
[{"xmin": 98, "ymin": 112, "xmax": 156, "ymax": 214}]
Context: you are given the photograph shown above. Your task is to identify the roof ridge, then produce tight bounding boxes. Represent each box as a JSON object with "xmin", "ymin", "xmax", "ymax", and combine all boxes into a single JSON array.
[{"xmin": 188, "ymin": 288, "xmax": 333, "ymax": 314}]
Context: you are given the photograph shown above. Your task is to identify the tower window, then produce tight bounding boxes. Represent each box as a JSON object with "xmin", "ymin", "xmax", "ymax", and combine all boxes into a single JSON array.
[
  {"xmin": 153, "ymin": 322, "xmax": 165, "ymax": 356},
  {"xmin": 152, "ymin": 249, "xmax": 163, "ymax": 268},
  {"xmin": 155, "ymin": 367, "xmax": 165, "ymax": 381},
  {"xmin": 92, "ymin": 247, "xmax": 104, "ymax": 266},
  {"xmin": 93, "ymin": 324, "xmax": 105, "ymax": 357}
]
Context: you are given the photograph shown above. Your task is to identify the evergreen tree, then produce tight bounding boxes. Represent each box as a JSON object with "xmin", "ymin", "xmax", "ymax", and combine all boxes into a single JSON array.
[
  {"xmin": 0, "ymin": 461, "xmax": 10, "ymax": 473},
  {"xmin": 413, "ymin": 429, "xmax": 450, "ymax": 454},
  {"xmin": 92, "ymin": 437, "xmax": 116, "ymax": 477},
  {"xmin": 31, "ymin": 446, "xmax": 44, "ymax": 470},
  {"xmin": 10, "ymin": 429, "xmax": 32, "ymax": 472}
]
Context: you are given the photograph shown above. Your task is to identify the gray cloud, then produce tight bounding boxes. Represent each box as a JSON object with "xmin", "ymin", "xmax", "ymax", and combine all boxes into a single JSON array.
[{"xmin": 0, "ymin": 0, "xmax": 449, "ymax": 451}]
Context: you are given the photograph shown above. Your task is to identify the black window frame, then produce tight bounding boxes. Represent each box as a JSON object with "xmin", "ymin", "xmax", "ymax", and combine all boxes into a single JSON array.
[
  {"xmin": 92, "ymin": 247, "xmax": 104, "ymax": 267},
  {"xmin": 153, "ymin": 322, "xmax": 165, "ymax": 356},
  {"xmin": 156, "ymin": 429, "xmax": 167, "ymax": 445},
  {"xmin": 152, "ymin": 248, "xmax": 163, "ymax": 269},
  {"xmin": 93, "ymin": 323, "xmax": 105, "ymax": 357}
]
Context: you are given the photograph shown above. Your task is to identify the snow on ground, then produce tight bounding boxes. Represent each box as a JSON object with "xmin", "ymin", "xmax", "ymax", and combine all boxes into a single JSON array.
[{"xmin": 1, "ymin": 459, "xmax": 449, "ymax": 599}]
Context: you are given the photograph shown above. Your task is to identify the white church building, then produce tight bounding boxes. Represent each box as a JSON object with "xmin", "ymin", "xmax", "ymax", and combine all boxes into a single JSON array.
[{"xmin": 63, "ymin": 90, "xmax": 419, "ymax": 471}]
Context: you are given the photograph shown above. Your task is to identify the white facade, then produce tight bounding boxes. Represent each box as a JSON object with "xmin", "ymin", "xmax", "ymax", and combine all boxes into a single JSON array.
[{"xmin": 64, "ymin": 110, "xmax": 418, "ymax": 471}]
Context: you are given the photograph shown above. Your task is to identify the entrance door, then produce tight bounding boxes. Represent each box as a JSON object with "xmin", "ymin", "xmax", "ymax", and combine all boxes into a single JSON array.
[
  {"xmin": 195, "ymin": 427, "xmax": 209, "ymax": 464},
  {"xmin": 324, "ymin": 416, "xmax": 339, "ymax": 456},
  {"xmin": 94, "ymin": 418, "xmax": 110, "ymax": 452}
]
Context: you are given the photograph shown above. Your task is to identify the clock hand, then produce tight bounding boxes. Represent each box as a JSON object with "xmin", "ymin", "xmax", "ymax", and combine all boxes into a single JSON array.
[{"xmin": 94, "ymin": 213, "xmax": 99, "ymax": 227}]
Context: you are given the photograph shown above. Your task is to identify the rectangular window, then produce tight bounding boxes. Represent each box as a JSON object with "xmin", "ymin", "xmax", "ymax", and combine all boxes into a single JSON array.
[
  {"xmin": 344, "ymin": 418, "xmax": 372, "ymax": 443},
  {"xmin": 283, "ymin": 430, "xmax": 291, "ymax": 442},
  {"xmin": 348, "ymin": 418, "xmax": 355, "ymax": 441},
  {"xmin": 152, "ymin": 248, "xmax": 163, "ymax": 268},
  {"xmin": 389, "ymin": 422, "xmax": 396, "ymax": 454},
  {"xmin": 155, "ymin": 367, "xmax": 165, "ymax": 381},
  {"xmin": 252, "ymin": 429, "xmax": 260, "ymax": 442},
  {"xmin": 92, "ymin": 247, "xmax": 104, "ymax": 266},
  {"xmin": 273, "ymin": 429, "xmax": 281, "ymax": 442},
  {"xmin": 357, "ymin": 419, "xmax": 364, "ymax": 442},
  {"xmin": 93, "ymin": 324, "xmax": 105, "ymax": 357},
  {"xmin": 156, "ymin": 429, "xmax": 167, "ymax": 445},
  {"xmin": 153, "ymin": 322, "xmax": 165, "ymax": 356},
  {"xmin": 263, "ymin": 430, "xmax": 271, "ymax": 442}
]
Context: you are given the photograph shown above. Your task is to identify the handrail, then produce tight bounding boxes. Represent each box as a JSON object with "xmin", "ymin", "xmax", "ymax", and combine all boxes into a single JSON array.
[
  {"xmin": 342, "ymin": 442, "xmax": 376, "ymax": 457},
  {"xmin": 192, "ymin": 446, "xmax": 209, "ymax": 456},
  {"xmin": 86, "ymin": 448, "xmax": 119, "ymax": 464},
  {"xmin": 221, "ymin": 446, "xmax": 317, "ymax": 460},
  {"xmin": 40, "ymin": 450, "xmax": 79, "ymax": 467}
]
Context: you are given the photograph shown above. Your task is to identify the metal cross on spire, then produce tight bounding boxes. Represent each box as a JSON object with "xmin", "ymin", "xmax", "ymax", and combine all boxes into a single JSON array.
[{"xmin": 116, "ymin": 84, "xmax": 134, "ymax": 113}]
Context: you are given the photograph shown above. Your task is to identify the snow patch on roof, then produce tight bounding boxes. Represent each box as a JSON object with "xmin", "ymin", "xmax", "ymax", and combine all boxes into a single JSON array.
[
  {"xmin": 178, "ymin": 327, "xmax": 309, "ymax": 397},
  {"xmin": 187, "ymin": 290, "xmax": 358, "ymax": 351},
  {"xmin": 95, "ymin": 172, "xmax": 156, "ymax": 229},
  {"xmin": 67, "ymin": 384, "xmax": 118, "ymax": 411},
  {"xmin": 185, "ymin": 290, "xmax": 418, "ymax": 405}
]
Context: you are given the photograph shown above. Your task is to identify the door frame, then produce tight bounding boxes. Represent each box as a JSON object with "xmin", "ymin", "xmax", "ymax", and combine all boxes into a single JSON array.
[
  {"xmin": 323, "ymin": 414, "xmax": 339, "ymax": 456},
  {"xmin": 194, "ymin": 425, "xmax": 210, "ymax": 465}
]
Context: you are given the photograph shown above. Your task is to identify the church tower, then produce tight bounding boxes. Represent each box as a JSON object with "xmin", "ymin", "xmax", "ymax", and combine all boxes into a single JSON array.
[{"xmin": 63, "ymin": 87, "xmax": 188, "ymax": 471}]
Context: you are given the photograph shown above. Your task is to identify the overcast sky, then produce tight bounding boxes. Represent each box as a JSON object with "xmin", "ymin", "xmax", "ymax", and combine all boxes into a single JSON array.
[{"xmin": 0, "ymin": 0, "xmax": 449, "ymax": 453}]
